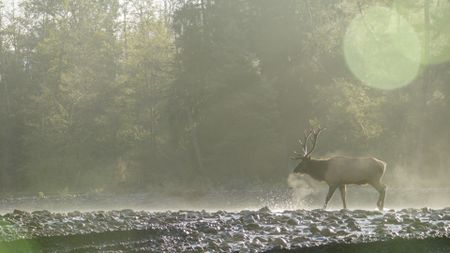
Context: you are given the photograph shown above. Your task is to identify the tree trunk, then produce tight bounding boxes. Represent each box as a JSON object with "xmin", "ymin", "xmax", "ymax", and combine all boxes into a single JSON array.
[
  {"xmin": 417, "ymin": 0, "xmax": 430, "ymax": 171},
  {"xmin": 188, "ymin": 113, "xmax": 204, "ymax": 173}
]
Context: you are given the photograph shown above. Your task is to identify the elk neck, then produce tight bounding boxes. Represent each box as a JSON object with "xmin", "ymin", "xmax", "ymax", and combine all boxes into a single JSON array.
[{"xmin": 303, "ymin": 158, "xmax": 329, "ymax": 182}]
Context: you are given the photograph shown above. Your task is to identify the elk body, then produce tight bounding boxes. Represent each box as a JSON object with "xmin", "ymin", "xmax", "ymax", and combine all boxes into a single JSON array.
[{"xmin": 291, "ymin": 128, "xmax": 387, "ymax": 210}]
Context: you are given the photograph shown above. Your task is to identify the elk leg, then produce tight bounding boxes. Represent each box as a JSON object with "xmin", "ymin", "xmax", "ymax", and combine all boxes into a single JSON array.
[
  {"xmin": 339, "ymin": 185, "xmax": 347, "ymax": 209},
  {"xmin": 323, "ymin": 185, "xmax": 337, "ymax": 209},
  {"xmin": 379, "ymin": 184, "xmax": 386, "ymax": 210},
  {"xmin": 371, "ymin": 181, "xmax": 386, "ymax": 210}
]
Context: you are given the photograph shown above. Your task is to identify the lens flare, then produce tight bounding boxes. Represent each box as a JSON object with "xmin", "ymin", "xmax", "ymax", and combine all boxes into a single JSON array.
[
  {"xmin": 344, "ymin": 6, "xmax": 421, "ymax": 90},
  {"xmin": 394, "ymin": 0, "xmax": 450, "ymax": 65}
]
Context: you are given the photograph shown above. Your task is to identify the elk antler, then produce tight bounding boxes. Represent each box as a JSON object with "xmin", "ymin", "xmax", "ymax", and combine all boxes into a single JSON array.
[
  {"xmin": 304, "ymin": 127, "xmax": 324, "ymax": 157},
  {"xmin": 291, "ymin": 128, "xmax": 313, "ymax": 160},
  {"xmin": 291, "ymin": 127, "xmax": 325, "ymax": 160}
]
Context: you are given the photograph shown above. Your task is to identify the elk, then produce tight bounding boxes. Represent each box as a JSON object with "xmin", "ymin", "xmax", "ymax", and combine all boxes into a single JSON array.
[{"xmin": 291, "ymin": 128, "xmax": 387, "ymax": 210}]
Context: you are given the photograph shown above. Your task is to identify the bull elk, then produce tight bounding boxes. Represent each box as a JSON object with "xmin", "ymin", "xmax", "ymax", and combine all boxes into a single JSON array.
[{"xmin": 291, "ymin": 128, "xmax": 387, "ymax": 210}]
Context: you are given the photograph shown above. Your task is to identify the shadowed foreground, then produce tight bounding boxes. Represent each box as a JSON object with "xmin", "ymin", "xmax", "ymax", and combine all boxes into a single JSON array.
[
  {"xmin": 0, "ymin": 232, "xmax": 448, "ymax": 253},
  {"xmin": 265, "ymin": 237, "xmax": 450, "ymax": 253}
]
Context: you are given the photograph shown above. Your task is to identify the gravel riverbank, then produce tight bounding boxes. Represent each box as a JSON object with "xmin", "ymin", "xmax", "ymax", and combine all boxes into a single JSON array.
[{"xmin": 0, "ymin": 207, "xmax": 448, "ymax": 252}]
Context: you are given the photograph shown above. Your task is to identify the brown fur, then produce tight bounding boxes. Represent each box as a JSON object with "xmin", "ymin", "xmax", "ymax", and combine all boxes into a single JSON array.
[{"xmin": 294, "ymin": 156, "xmax": 387, "ymax": 210}]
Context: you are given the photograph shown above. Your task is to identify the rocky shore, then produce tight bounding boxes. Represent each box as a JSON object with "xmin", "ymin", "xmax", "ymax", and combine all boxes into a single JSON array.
[{"xmin": 0, "ymin": 207, "xmax": 448, "ymax": 252}]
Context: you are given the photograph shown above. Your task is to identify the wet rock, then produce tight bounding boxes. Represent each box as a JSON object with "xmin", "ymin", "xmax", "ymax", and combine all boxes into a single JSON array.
[
  {"xmin": 244, "ymin": 223, "xmax": 260, "ymax": 230},
  {"xmin": 325, "ymin": 214, "xmax": 340, "ymax": 222},
  {"xmin": 405, "ymin": 225, "xmax": 416, "ymax": 233},
  {"xmin": 326, "ymin": 221, "xmax": 340, "ymax": 227},
  {"xmin": 335, "ymin": 229, "xmax": 349, "ymax": 236},
  {"xmin": 346, "ymin": 219, "xmax": 361, "ymax": 231},
  {"xmin": 198, "ymin": 222, "xmax": 219, "ymax": 234},
  {"xmin": 271, "ymin": 237, "xmax": 289, "ymax": 248},
  {"xmin": 321, "ymin": 227, "xmax": 335, "ymax": 236},
  {"xmin": 119, "ymin": 209, "xmax": 135, "ymax": 218},
  {"xmin": 67, "ymin": 211, "xmax": 81, "ymax": 217},
  {"xmin": 374, "ymin": 224, "xmax": 386, "ymax": 233},
  {"xmin": 232, "ymin": 232, "xmax": 246, "ymax": 241},
  {"xmin": 258, "ymin": 206, "xmax": 271, "ymax": 213},
  {"xmin": 207, "ymin": 240, "xmax": 220, "ymax": 250},
  {"xmin": 267, "ymin": 226, "xmax": 280, "ymax": 234},
  {"xmin": 251, "ymin": 237, "xmax": 263, "ymax": 247},
  {"xmin": 352, "ymin": 210, "xmax": 368, "ymax": 219},
  {"xmin": 291, "ymin": 236, "xmax": 308, "ymax": 244},
  {"xmin": 32, "ymin": 210, "xmax": 51, "ymax": 216},
  {"xmin": 402, "ymin": 216, "xmax": 415, "ymax": 223},
  {"xmin": 286, "ymin": 218, "xmax": 299, "ymax": 226},
  {"xmin": 164, "ymin": 216, "xmax": 178, "ymax": 223},
  {"xmin": 309, "ymin": 224, "xmax": 321, "ymax": 235},
  {"xmin": 219, "ymin": 241, "xmax": 232, "ymax": 251},
  {"xmin": 13, "ymin": 209, "xmax": 28, "ymax": 216},
  {"xmin": 384, "ymin": 214, "xmax": 403, "ymax": 224},
  {"xmin": 410, "ymin": 220, "xmax": 428, "ymax": 231},
  {"xmin": 240, "ymin": 214, "xmax": 258, "ymax": 224}
]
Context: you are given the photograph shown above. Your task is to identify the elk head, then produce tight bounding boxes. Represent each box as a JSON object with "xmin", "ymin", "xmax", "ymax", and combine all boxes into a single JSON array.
[{"xmin": 291, "ymin": 127, "xmax": 324, "ymax": 174}]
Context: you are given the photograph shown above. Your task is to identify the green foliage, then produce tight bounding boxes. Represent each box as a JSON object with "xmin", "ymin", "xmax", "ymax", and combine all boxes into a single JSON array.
[{"xmin": 0, "ymin": 0, "xmax": 448, "ymax": 194}]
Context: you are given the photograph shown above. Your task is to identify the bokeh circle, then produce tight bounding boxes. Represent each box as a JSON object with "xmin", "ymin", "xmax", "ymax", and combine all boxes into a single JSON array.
[{"xmin": 344, "ymin": 6, "xmax": 422, "ymax": 90}]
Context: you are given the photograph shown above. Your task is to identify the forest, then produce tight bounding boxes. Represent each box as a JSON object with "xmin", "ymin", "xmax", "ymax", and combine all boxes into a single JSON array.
[{"xmin": 0, "ymin": 0, "xmax": 449, "ymax": 196}]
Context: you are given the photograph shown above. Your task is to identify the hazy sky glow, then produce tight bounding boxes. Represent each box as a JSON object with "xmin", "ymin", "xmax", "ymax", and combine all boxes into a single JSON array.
[{"xmin": 344, "ymin": 6, "xmax": 421, "ymax": 90}]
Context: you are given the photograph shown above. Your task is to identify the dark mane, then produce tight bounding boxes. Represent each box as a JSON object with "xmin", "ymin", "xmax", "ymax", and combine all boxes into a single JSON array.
[{"xmin": 306, "ymin": 159, "xmax": 329, "ymax": 181}]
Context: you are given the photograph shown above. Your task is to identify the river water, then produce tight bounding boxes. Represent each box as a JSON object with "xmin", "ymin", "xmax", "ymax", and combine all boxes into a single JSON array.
[{"xmin": 0, "ymin": 189, "xmax": 448, "ymax": 252}]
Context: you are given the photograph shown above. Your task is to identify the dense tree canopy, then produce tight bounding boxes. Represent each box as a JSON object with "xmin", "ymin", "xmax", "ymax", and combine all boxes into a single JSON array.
[{"xmin": 0, "ymin": 0, "xmax": 448, "ymax": 195}]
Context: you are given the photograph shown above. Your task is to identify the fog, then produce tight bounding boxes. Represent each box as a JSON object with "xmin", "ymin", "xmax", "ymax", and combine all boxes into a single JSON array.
[{"xmin": 0, "ymin": 0, "xmax": 449, "ymax": 211}]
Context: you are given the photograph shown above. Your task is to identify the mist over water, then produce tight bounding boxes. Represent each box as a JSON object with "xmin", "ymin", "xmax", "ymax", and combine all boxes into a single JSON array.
[{"xmin": 0, "ymin": 174, "xmax": 449, "ymax": 215}]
